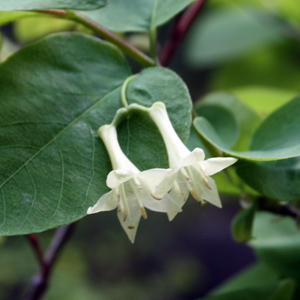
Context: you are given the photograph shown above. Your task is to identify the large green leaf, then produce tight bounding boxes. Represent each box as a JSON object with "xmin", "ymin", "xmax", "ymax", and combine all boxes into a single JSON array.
[
  {"xmin": 194, "ymin": 95, "xmax": 300, "ymax": 161},
  {"xmin": 195, "ymin": 92, "xmax": 261, "ymax": 151},
  {"xmin": 0, "ymin": 33, "xmax": 192, "ymax": 236},
  {"xmin": 198, "ymin": 280, "xmax": 295, "ymax": 300},
  {"xmin": 236, "ymin": 157, "xmax": 300, "ymax": 202},
  {"xmin": 250, "ymin": 212, "xmax": 300, "ymax": 280},
  {"xmin": 0, "ymin": 0, "xmax": 105, "ymax": 10},
  {"xmin": 211, "ymin": 263, "xmax": 280, "ymax": 296},
  {"xmin": 184, "ymin": 8, "xmax": 284, "ymax": 68},
  {"xmin": 119, "ymin": 67, "xmax": 192, "ymax": 170},
  {"xmin": 82, "ymin": 0, "xmax": 194, "ymax": 32}
]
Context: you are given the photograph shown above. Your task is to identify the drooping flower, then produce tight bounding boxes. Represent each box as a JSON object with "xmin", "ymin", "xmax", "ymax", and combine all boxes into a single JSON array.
[
  {"xmin": 87, "ymin": 124, "xmax": 181, "ymax": 243},
  {"xmin": 148, "ymin": 102, "xmax": 238, "ymax": 220}
]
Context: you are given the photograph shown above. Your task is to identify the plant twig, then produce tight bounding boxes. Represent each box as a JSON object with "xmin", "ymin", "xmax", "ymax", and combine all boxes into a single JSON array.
[
  {"xmin": 259, "ymin": 198, "xmax": 300, "ymax": 219},
  {"xmin": 34, "ymin": 9, "xmax": 156, "ymax": 68},
  {"xmin": 159, "ymin": 0, "xmax": 208, "ymax": 66},
  {"xmin": 26, "ymin": 234, "xmax": 46, "ymax": 269},
  {"xmin": 24, "ymin": 223, "xmax": 76, "ymax": 300}
]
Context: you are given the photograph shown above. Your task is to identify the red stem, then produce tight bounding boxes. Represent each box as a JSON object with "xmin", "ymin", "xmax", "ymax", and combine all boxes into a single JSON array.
[
  {"xmin": 159, "ymin": 0, "xmax": 208, "ymax": 66},
  {"xmin": 26, "ymin": 234, "xmax": 46, "ymax": 269},
  {"xmin": 24, "ymin": 223, "xmax": 76, "ymax": 300}
]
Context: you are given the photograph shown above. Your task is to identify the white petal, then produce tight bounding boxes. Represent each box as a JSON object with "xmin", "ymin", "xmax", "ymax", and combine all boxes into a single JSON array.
[
  {"xmin": 202, "ymin": 157, "xmax": 237, "ymax": 176},
  {"xmin": 143, "ymin": 188, "xmax": 182, "ymax": 214},
  {"xmin": 138, "ymin": 168, "xmax": 172, "ymax": 188},
  {"xmin": 201, "ymin": 177, "xmax": 222, "ymax": 208},
  {"xmin": 152, "ymin": 169, "xmax": 179, "ymax": 199},
  {"xmin": 164, "ymin": 185, "xmax": 188, "ymax": 221},
  {"xmin": 117, "ymin": 193, "xmax": 142, "ymax": 243},
  {"xmin": 106, "ymin": 169, "xmax": 135, "ymax": 188},
  {"xmin": 180, "ymin": 148, "xmax": 205, "ymax": 167},
  {"xmin": 87, "ymin": 190, "xmax": 118, "ymax": 214}
]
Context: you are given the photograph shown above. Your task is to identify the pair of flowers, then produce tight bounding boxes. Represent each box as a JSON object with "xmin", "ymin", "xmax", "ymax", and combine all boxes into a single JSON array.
[{"xmin": 87, "ymin": 102, "xmax": 237, "ymax": 242}]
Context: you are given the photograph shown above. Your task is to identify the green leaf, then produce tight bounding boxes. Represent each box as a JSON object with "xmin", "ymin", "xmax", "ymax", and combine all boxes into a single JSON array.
[
  {"xmin": 236, "ymin": 157, "xmax": 300, "ymax": 202},
  {"xmin": 82, "ymin": 0, "xmax": 194, "ymax": 32},
  {"xmin": 186, "ymin": 127, "xmax": 208, "ymax": 154},
  {"xmin": 184, "ymin": 8, "xmax": 284, "ymax": 68},
  {"xmin": 14, "ymin": 16, "xmax": 75, "ymax": 43},
  {"xmin": 231, "ymin": 203, "xmax": 256, "ymax": 242},
  {"xmin": 211, "ymin": 263, "xmax": 280, "ymax": 296},
  {"xmin": 198, "ymin": 280, "xmax": 295, "ymax": 300},
  {"xmin": 0, "ymin": 0, "xmax": 105, "ymax": 10},
  {"xmin": 250, "ymin": 212, "xmax": 300, "ymax": 279},
  {"xmin": 194, "ymin": 94, "xmax": 300, "ymax": 161},
  {"xmin": 120, "ymin": 67, "xmax": 192, "ymax": 170},
  {"xmin": 0, "ymin": 33, "xmax": 192, "ymax": 236},
  {"xmin": 196, "ymin": 104, "xmax": 239, "ymax": 149},
  {"xmin": 195, "ymin": 92, "xmax": 261, "ymax": 151}
]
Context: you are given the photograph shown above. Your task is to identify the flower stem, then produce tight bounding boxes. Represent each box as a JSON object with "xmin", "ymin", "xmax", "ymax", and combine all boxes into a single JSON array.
[
  {"xmin": 121, "ymin": 75, "xmax": 138, "ymax": 107},
  {"xmin": 33, "ymin": 9, "xmax": 156, "ymax": 68}
]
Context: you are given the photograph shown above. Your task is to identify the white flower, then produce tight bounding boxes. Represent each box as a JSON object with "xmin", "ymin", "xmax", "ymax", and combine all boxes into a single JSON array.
[
  {"xmin": 148, "ymin": 102, "xmax": 238, "ymax": 220},
  {"xmin": 87, "ymin": 124, "xmax": 181, "ymax": 243}
]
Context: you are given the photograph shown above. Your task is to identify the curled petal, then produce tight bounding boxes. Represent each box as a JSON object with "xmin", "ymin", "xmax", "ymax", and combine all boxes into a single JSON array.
[
  {"xmin": 106, "ymin": 169, "xmax": 135, "ymax": 188},
  {"xmin": 180, "ymin": 148, "xmax": 205, "ymax": 167},
  {"xmin": 138, "ymin": 168, "xmax": 172, "ymax": 188},
  {"xmin": 87, "ymin": 190, "xmax": 118, "ymax": 214},
  {"xmin": 202, "ymin": 157, "xmax": 237, "ymax": 176},
  {"xmin": 152, "ymin": 170, "xmax": 179, "ymax": 199}
]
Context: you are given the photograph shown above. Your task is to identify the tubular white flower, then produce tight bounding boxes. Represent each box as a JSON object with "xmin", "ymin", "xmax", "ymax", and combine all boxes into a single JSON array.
[
  {"xmin": 87, "ymin": 124, "xmax": 181, "ymax": 243},
  {"xmin": 148, "ymin": 102, "xmax": 238, "ymax": 220}
]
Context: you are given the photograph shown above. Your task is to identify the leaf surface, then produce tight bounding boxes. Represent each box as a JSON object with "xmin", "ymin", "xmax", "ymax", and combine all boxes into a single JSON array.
[
  {"xmin": 82, "ymin": 0, "xmax": 194, "ymax": 32},
  {"xmin": 0, "ymin": 0, "xmax": 105, "ymax": 10},
  {"xmin": 194, "ymin": 95, "xmax": 300, "ymax": 161}
]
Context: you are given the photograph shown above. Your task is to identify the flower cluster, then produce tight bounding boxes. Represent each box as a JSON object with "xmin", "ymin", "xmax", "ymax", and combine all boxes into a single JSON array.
[{"xmin": 87, "ymin": 102, "xmax": 237, "ymax": 242}]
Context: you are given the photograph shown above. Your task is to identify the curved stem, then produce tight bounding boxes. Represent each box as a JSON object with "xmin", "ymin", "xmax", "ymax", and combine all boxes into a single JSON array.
[
  {"xmin": 26, "ymin": 234, "xmax": 46, "ymax": 269},
  {"xmin": 121, "ymin": 75, "xmax": 138, "ymax": 107},
  {"xmin": 34, "ymin": 9, "xmax": 156, "ymax": 68},
  {"xmin": 24, "ymin": 223, "xmax": 76, "ymax": 300},
  {"xmin": 258, "ymin": 198, "xmax": 300, "ymax": 219}
]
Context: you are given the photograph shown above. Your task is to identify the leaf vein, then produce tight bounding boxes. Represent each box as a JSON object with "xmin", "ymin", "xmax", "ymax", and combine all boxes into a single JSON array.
[
  {"xmin": 0, "ymin": 85, "xmax": 121, "ymax": 190},
  {"xmin": 82, "ymin": 124, "xmax": 95, "ymax": 207},
  {"xmin": 17, "ymin": 165, "xmax": 37, "ymax": 230}
]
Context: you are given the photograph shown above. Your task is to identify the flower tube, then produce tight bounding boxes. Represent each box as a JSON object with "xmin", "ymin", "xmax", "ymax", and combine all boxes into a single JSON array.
[
  {"xmin": 148, "ymin": 102, "xmax": 237, "ymax": 220},
  {"xmin": 87, "ymin": 124, "xmax": 181, "ymax": 243}
]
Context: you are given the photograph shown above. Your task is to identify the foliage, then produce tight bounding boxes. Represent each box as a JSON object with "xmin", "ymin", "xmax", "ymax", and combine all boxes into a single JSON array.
[{"xmin": 1, "ymin": 0, "xmax": 300, "ymax": 299}]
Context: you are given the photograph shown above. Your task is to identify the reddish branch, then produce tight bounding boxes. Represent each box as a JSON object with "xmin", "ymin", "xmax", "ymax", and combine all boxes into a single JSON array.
[
  {"xmin": 259, "ymin": 198, "xmax": 300, "ymax": 219},
  {"xmin": 24, "ymin": 223, "xmax": 76, "ymax": 300},
  {"xmin": 159, "ymin": 0, "xmax": 208, "ymax": 66},
  {"xmin": 26, "ymin": 234, "xmax": 46, "ymax": 269}
]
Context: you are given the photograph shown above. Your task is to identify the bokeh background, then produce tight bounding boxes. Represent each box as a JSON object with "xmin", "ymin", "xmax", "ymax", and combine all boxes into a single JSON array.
[{"xmin": 1, "ymin": 0, "xmax": 300, "ymax": 299}]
